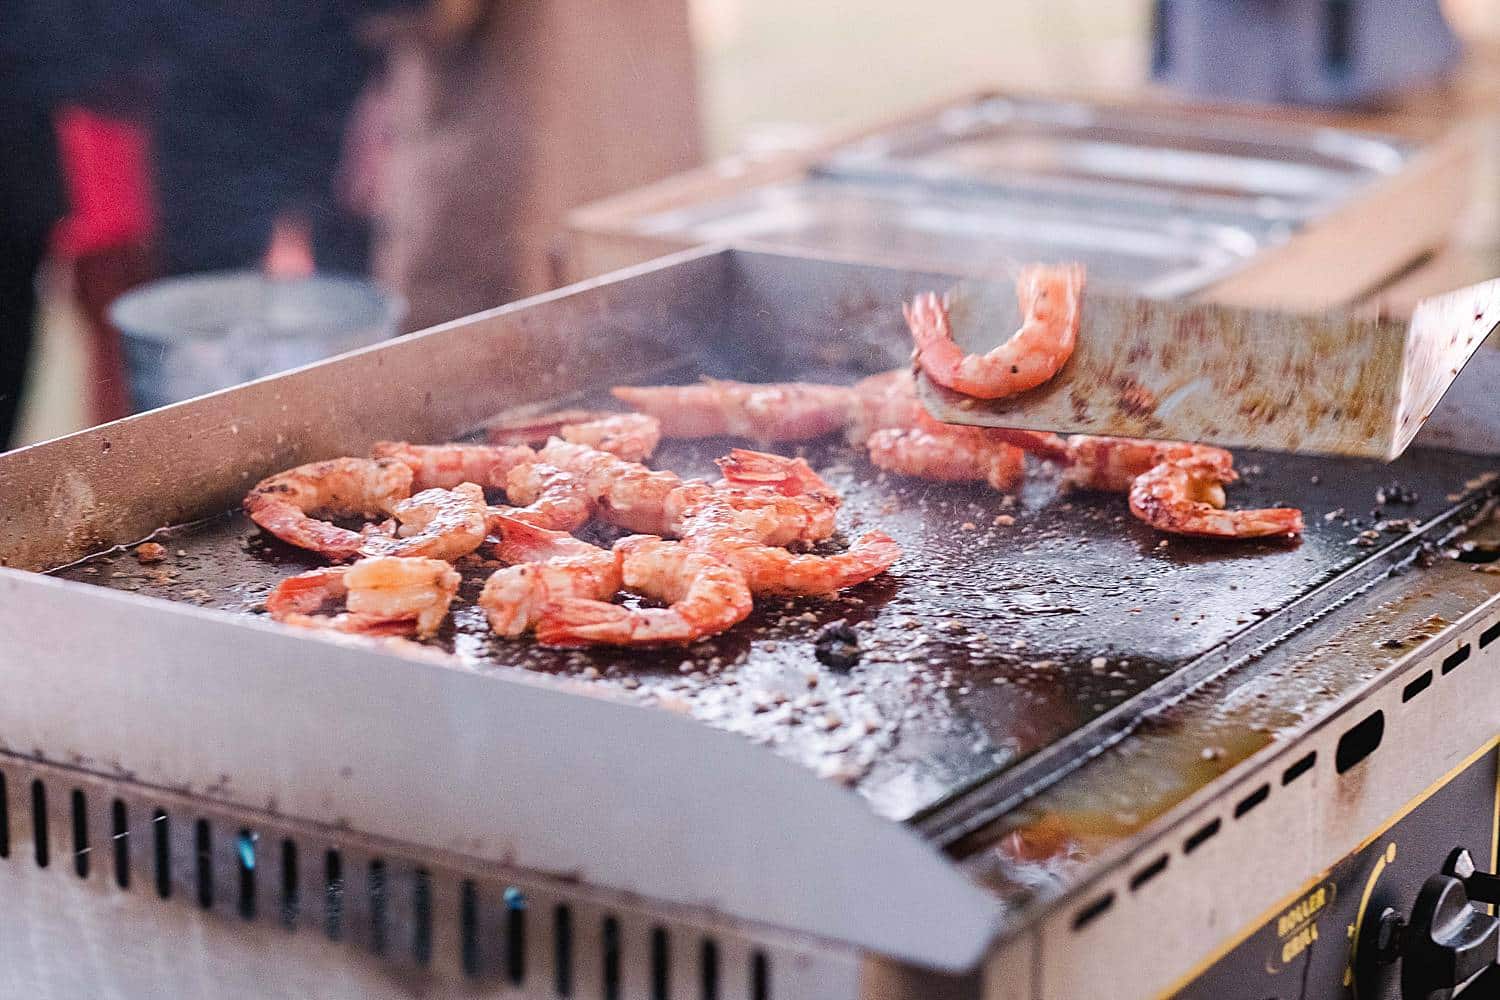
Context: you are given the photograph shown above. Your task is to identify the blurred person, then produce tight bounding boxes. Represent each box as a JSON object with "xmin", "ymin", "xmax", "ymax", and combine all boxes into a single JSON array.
[
  {"xmin": 370, "ymin": 0, "xmax": 703, "ymax": 329},
  {"xmin": 52, "ymin": 106, "xmax": 157, "ymax": 426},
  {"xmin": 143, "ymin": 2, "xmax": 397, "ymax": 277},
  {"xmin": 1150, "ymin": 0, "xmax": 1460, "ymax": 105},
  {"xmin": 0, "ymin": 4, "xmax": 69, "ymax": 449}
]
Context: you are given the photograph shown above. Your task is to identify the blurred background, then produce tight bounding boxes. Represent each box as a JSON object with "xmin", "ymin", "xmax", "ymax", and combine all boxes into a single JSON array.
[{"xmin": 5, "ymin": 0, "xmax": 1498, "ymax": 446}]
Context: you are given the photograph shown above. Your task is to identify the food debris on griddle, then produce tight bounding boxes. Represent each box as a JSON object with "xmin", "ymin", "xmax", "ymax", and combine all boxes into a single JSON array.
[
  {"xmin": 134, "ymin": 542, "xmax": 167, "ymax": 563},
  {"xmin": 814, "ymin": 620, "xmax": 862, "ymax": 670},
  {"xmin": 1376, "ymin": 483, "xmax": 1419, "ymax": 507}
]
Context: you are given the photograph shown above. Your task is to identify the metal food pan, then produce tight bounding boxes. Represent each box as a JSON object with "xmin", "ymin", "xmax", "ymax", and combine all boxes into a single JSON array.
[
  {"xmin": 630, "ymin": 177, "xmax": 1264, "ymax": 297},
  {"xmin": 819, "ymin": 95, "xmax": 1414, "ymax": 227}
]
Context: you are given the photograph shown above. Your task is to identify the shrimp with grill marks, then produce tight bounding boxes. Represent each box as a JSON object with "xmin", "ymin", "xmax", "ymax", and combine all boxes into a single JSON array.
[
  {"xmin": 479, "ymin": 515, "xmax": 622, "ymax": 637},
  {"xmin": 1063, "ymin": 436, "xmax": 1235, "ymax": 493},
  {"xmin": 535, "ymin": 437, "xmax": 688, "ymax": 535},
  {"xmin": 371, "ymin": 441, "xmax": 536, "ymax": 491},
  {"xmin": 612, "ymin": 378, "xmax": 857, "ymax": 442},
  {"xmin": 494, "ymin": 462, "xmax": 593, "ymax": 532},
  {"xmin": 266, "ymin": 556, "xmax": 460, "ymax": 638},
  {"xmin": 536, "ymin": 536, "xmax": 752, "ymax": 647},
  {"xmin": 848, "ymin": 368, "xmax": 1069, "ymax": 459},
  {"xmin": 866, "ymin": 427, "xmax": 1025, "ymax": 491},
  {"xmin": 907, "ymin": 263, "xmax": 1085, "ymax": 399},
  {"xmin": 244, "ymin": 457, "xmax": 414, "ymax": 562},
  {"xmin": 712, "ymin": 449, "xmax": 840, "ymax": 544},
  {"xmin": 487, "ymin": 412, "xmax": 661, "ymax": 462},
  {"xmin": 690, "ymin": 529, "xmax": 902, "ymax": 597},
  {"xmin": 1129, "ymin": 457, "xmax": 1303, "ymax": 539},
  {"xmin": 362, "ymin": 482, "xmax": 488, "ymax": 561}
]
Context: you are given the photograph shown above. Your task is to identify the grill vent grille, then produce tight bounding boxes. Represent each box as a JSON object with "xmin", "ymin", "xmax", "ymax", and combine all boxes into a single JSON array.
[
  {"xmin": 1068, "ymin": 608, "xmax": 1500, "ymax": 936},
  {"xmin": 1, "ymin": 770, "xmax": 781, "ymax": 998}
]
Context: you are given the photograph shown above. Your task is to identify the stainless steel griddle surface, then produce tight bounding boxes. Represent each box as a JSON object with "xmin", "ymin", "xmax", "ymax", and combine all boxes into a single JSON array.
[{"xmin": 55, "ymin": 423, "xmax": 1498, "ymax": 830}]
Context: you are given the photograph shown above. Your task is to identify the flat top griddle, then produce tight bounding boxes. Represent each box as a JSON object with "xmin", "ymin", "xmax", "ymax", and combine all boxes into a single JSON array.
[{"xmin": 55, "ymin": 423, "xmax": 1498, "ymax": 835}]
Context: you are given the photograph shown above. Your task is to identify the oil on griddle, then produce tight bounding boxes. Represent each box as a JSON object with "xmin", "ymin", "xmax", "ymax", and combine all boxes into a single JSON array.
[{"xmin": 56, "ymin": 411, "xmax": 1499, "ymax": 825}]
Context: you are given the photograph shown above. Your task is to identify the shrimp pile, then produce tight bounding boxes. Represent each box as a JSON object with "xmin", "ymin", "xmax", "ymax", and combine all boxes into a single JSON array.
[
  {"xmin": 246, "ymin": 411, "xmax": 900, "ymax": 648},
  {"xmin": 612, "ymin": 365, "xmax": 1301, "ymax": 541}
]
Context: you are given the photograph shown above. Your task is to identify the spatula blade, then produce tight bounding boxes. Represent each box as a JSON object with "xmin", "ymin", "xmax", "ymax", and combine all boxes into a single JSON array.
[{"xmin": 916, "ymin": 279, "xmax": 1500, "ymax": 460}]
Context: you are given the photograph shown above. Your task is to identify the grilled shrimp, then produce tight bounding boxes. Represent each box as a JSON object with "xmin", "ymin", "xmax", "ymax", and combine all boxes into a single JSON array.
[
  {"xmin": 535, "ymin": 536, "xmax": 752, "ymax": 647},
  {"xmin": 907, "ymin": 263, "xmax": 1085, "ymax": 399},
  {"xmin": 847, "ymin": 370, "xmax": 923, "ymax": 445},
  {"xmin": 847, "ymin": 368, "xmax": 1068, "ymax": 459},
  {"xmin": 266, "ymin": 556, "xmax": 460, "ymax": 638},
  {"xmin": 479, "ymin": 514, "xmax": 622, "ymax": 637},
  {"xmin": 244, "ymin": 457, "xmax": 414, "ymax": 561},
  {"xmin": 691, "ymin": 530, "xmax": 901, "ymax": 597},
  {"xmin": 496, "ymin": 462, "xmax": 593, "ymax": 532},
  {"xmin": 711, "ymin": 448, "xmax": 840, "ymax": 544},
  {"xmin": 1128, "ymin": 458, "xmax": 1303, "ymax": 539},
  {"xmin": 535, "ymin": 438, "xmax": 687, "ymax": 534},
  {"xmin": 371, "ymin": 441, "xmax": 536, "ymax": 491},
  {"xmin": 866, "ymin": 427, "xmax": 1025, "ymax": 491},
  {"xmin": 558, "ymin": 414, "xmax": 661, "ymax": 462},
  {"xmin": 487, "ymin": 409, "xmax": 611, "ymax": 445},
  {"xmin": 1063, "ymin": 436, "xmax": 1235, "ymax": 493},
  {"xmin": 612, "ymin": 378, "xmax": 857, "ymax": 442},
  {"xmin": 486, "ymin": 412, "xmax": 662, "ymax": 462},
  {"xmin": 362, "ymin": 482, "xmax": 488, "ymax": 561}
]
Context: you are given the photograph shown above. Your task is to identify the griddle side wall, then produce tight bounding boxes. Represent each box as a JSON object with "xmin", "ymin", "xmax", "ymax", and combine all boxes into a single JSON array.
[{"xmin": 0, "ymin": 251, "xmax": 730, "ymax": 572}]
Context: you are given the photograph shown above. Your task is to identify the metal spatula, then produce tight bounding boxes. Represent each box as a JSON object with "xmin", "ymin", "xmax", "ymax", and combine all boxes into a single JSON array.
[{"xmin": 915, "ymin": 278, "xmax": 1500, "ymax": 460}]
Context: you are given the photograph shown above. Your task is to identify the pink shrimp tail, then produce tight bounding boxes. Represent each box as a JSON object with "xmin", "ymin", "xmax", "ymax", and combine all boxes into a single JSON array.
[
  {"xmin": 535, "ymin": 599, "xmax": 636, "ymax": 647},
  {"xmin": 717, "ymin": 448, "xmax": 831, "ymax": 496},
  {"xmin": 905, "ymin": 291, "xmax": 963, "ymax": 385}
]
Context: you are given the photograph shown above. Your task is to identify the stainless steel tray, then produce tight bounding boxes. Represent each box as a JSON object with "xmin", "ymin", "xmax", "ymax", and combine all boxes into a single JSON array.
[
  {"xmin": 631, "ymin": 177, "xmax": 1262, "ymax": 297},
  {"xmin": 819, "ymin": 95, "xmax": 1414, "ymax": 228}
]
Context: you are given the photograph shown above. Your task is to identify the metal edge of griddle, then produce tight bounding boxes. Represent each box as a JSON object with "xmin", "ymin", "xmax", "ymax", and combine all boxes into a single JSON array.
[
  {"xmin": 910, "ymin": 481, "xmax": 1500, "ymax": 851},
  {"xmin": 0, "ymin": 565, "xmax": 1004, "ymax": 972}
]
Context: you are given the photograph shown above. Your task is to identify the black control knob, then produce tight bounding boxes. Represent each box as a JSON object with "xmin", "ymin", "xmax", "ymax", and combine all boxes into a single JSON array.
[{"xmin": 1381, "ymin": 848, "xmax": 1500, "ymax": 1000}]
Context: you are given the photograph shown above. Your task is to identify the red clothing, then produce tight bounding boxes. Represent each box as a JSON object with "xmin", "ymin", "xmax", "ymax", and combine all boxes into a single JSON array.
[{"xmin": 52, "ymin": 106, "xmax": 153, "ymax": 258}]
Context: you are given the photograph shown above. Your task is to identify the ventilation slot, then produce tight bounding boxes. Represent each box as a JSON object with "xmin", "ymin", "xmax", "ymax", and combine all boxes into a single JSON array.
[
  {"xmin": 70, "ymin": 789, "xmax": 89, "ymax": 878},
  {"xmin": 1071, "ymin": 892, "xmax": 1115, "ymax": 931},
  {"xmin": 31, "ymin": 780, "xmax": 48, "ymax": 868},
  {"xmin": 554, "ymin": 904, "xmax": 574, "ymax": 997},
  {"xmin": 236, "ymin": 829, "xmax": 257, "ymax": 920},
  {"xmin": 460, "ymin": 880, "xmax": 479, "ymax": 977},
  {"xmin": 1481, "ymin": 620, "xmax": 1500, "ymax": 649},
  {"xmin": 1129, "ymin": 854, "xmax": 1169, "ymax": 891},
  {"xmin": 0, "ymin": 771, "xmax": 9, "ymax": 859},
  {"xmin": 152, "ymin": 809, "xmax": 171, "ymax": 898},
  {"xmin": 413, "ymin": 868, "xmax": 433, "ymax": 966},
  {"xmin": 1402, "ymin": 671, "xmax": 1433, "ymax": 703},
  {"xmin": 194, "ymin": 819, "xmax": 213, "ymax": 909},
  {"xmin": 1282, "ymin": 752, "xmax": 1317, "ymax": 786},
  {"xmin": 751, "ymin": 950, "xmax": 770, "ymax": 1000},
  {"xmin": 280, "ymin": 839, "xmax": 299, "ymax": 928},
  {"xmin": 651, "ymin": 927, "xmax": 670, "ymax": 1000},
  {"xmin": 1336, "ymin": 710, "xmax": 1384, "ymax": 774},
  {"xmin": 368, "ymin": 859, "xmax": 388, "ymax": 956},
  {"xmin": 505, "ymin": 886, "xmax": 527, "ymax": 985},
  {"xmin": 602, "ymin": 916, "xmax": 621, "ymax": 1000},
  {"xmin": 1234, "ymin": 784, "xmax": 1270, "ymax": 818},
  {"xmin": 1184, "ymin": 817, "xmax": 1221, "ymax": 854},
  {"xmin": 1443, "ymin": 644, "xmax": 1472, "ymax": 675},
  {"xmin": 701, "ymin": 938, "xmax": 720, "ymax": 1000},
  {"xmin": 324, "ymin": 849, "xmax": 345, "ymax": 940},
  {"xmin": 111, "ymin": 799, "xmax": 129, "ymax": 889}
]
